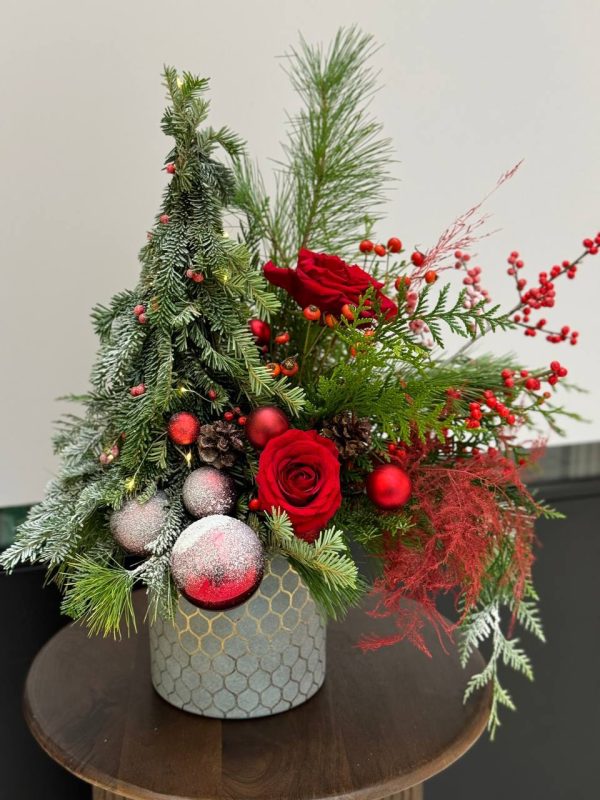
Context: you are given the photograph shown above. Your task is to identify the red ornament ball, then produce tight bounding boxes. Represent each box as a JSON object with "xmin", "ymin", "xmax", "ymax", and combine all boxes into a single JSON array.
[
  {"xmin": 249, "ymin": 318, "xmax": 271, "ymax": 346},
  {"xmin": 170, "ymin": 515, "xmax": 265, "ymax": 610},
  {"xmin": 245, "ymin": 406, "xmax": 290, "ymax": 449},
  {"xmin": 168, "ymin": 412, "xmax": 201, "ymax": 445},
  {"xmin": 366, "ymin": 464, "xmax": 412, "ymax": 510}
]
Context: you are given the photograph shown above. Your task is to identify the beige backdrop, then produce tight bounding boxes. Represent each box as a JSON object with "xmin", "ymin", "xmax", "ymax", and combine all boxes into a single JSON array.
[{"xmin": 1, "ymin": 0, "xmax": 599, "ymax": 505}]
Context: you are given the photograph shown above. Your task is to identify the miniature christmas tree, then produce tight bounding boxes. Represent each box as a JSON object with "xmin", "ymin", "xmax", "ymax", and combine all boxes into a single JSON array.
[
  {"xmin": 0, "ymin": 68, "xmax": 306, "ymax": 631},
  {"xmin": 2, "ymin": 29, "xmax": 596, "ymax": 737}
]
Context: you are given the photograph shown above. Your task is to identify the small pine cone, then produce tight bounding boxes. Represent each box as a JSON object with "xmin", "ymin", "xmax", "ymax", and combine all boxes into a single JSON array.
[
  {"xmin": 321, "ymin": 411, "xmax": 372, "ymax": 459},
  {"xmin": 197, "ymin": 421, "xmax": 246, "ymax": 469}
]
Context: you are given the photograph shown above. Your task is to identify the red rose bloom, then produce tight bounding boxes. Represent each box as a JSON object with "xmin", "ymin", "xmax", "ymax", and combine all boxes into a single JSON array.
[
  {"xmin": 256, "ymin": 429, "xmax": 342, "ymax": 543},
  {"xmin": 263, "ymin": 248, "xmax": 398, "ymax": 320}
]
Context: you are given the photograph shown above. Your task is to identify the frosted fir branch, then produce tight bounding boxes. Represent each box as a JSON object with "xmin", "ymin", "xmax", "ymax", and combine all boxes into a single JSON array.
[{"xmin": 417, "ymin": 161, "xmax": 523, "ymax": 277}]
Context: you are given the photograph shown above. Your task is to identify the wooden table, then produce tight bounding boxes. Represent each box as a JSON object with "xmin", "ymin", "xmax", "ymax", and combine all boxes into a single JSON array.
[{"xmin": 23, "ymin": 592, "xmax": 490, "ymax": 800}]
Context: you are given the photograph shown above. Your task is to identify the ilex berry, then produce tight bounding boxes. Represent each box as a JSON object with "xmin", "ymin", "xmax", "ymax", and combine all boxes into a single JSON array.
[
  {"xmin": 166, "ymin": 163, "xmax": 176, "ymax": 174},
  {"xmin": 411, "ymin": 251, "xmax": 425, "ymax": 267},
  {"xmin": 424, "ymin": 270, "xmax": 437, "ymax": 284},
  {"xmin": 159, "ymin": 214, "xmax": 170, "ymax": 224},
  {"xmin": 359, "ymin": 239, "xmax": 374, "ymax": 253},
  {"xmin": 387, "ymin": 237, "xmax": 402, "ymax": 253},
  {"xmin": 374, "ymin": 243, "xmax": 387, "ymax": 257},
  {"xmin": 275, "ymin": 331, "xmax": 291, "ymax": 344}
]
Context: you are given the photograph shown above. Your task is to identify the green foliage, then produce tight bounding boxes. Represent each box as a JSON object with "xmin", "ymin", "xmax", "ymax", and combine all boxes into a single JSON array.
[
  {"xmin": 262, "ymin": 509, "xmax": 365, "ymax": 619},
  {"xmin": 459, "ymin": 582, "xmax": 544, "ymax": 739},
  {"xmin": 1, "ymin": 68, "xmax": 303, "ymax": 630},
  {"xmin": 60, "ymin": 555, "xmax": 138, "ymax": 638},
  {"xmin": 234, "ymin": 27, "xmax": 393, "ymax": 266},
  {"xmin": 402, "ymin": 284, "xmax": 513, "ymax": 347}
]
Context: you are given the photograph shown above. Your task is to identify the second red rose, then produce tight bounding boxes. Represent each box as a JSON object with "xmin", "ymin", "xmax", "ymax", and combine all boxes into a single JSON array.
[{"xmin": 256, "ymin": 428, "xmax": 342, "ymax": 543}]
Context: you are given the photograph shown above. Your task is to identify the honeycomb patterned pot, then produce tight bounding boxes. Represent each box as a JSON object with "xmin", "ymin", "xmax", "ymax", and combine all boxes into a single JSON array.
[{"xmin": 149, "ymin": 555, "xmax": 326, "ymax": 718}]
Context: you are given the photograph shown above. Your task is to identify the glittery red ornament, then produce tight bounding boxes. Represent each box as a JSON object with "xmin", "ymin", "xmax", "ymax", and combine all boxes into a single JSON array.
[
  {"xmin": 168, "ymin": 412, "xmax": 201, "ymax": 445},
  {"xmin": 249, "ymin": 318, "xmax": 271, "ymax": 346},
  {"xmin": 245, "ymin": 406, "xmax": 289, "ymax": 449},
  {"xmin": 170, "ymin": 515, "xmax": 265, "ymax": 610},
  {"xmin": 366, "ymin": 463, "xmax": 412, "ymax": 510}
]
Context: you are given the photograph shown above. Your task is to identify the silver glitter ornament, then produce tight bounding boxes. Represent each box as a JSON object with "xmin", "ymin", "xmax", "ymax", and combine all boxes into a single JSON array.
[
  {"xmin": 181, "ymin": 466, "xmax": 237, "ymax": 518},
  {"xmin": 109, "ymin": 491, "xmax": 168, "ymax": 555},
  {"xmin": 170, "ymin": 515, "xmax": 265, "ymax": 610}
]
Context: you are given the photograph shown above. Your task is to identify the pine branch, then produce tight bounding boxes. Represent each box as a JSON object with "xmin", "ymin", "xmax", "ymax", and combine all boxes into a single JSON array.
[
  {"xmin": 234, "ymin": 27, "xmax": 393, "ymax": 264},
  {"xmin": 60, "ymin": 555, "xmax": 138, "ymax": 638},
  {"xmin": 262, "ymin": 509, "xmax": 364, "ymax": 619}
]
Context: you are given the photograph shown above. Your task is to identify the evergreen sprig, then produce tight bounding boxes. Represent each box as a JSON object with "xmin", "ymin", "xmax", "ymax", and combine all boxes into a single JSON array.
[
  {"xmin": 235, "ymin": 27, "xmax": 393, "ymax": 266},
  {"xmin": 262, "ymin": 509, "xmax": 365, "ymax": 619},
  {"xmin": 459, "ymin": 582, "xmax": 544, "ymax": 739}
]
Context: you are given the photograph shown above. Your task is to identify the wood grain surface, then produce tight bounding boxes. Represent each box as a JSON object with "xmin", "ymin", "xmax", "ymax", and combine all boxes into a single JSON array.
[{"xmin": 24, "ymin": 591, "xmax": 490, "ymax": 800}]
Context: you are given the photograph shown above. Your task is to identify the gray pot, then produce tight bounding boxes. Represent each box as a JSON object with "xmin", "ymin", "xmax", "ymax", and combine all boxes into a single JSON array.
[{"xmin": 149, "ymin": 555, "xmax": 326, "ymax": 718}]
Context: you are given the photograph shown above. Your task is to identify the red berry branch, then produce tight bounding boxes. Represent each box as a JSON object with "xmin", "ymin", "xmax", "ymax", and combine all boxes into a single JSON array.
[{"xmin": 505, "ymin": 234, "xmax": 599, "ymax": 344}]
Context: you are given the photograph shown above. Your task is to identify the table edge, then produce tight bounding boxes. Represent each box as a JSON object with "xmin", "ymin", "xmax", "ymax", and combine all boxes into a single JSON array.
[{"xmin": 23, "ymin": 618, "xmax": 492, "ymax": 800}]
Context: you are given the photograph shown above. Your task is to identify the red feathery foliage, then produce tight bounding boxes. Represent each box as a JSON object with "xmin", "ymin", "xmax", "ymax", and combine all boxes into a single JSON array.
[
  {"xmin": 414, "ymin": 161, "xmax": 523, "ymax": 277},
  {"xmin": 360, "ymin": 450, "xmax": 537, "ymax": 656}
]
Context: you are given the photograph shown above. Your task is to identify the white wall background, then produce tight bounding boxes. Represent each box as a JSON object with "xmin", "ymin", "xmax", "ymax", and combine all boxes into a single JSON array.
[{"xmin": 1, "ymin": 0, "xmax": 599, "ymax": 506}]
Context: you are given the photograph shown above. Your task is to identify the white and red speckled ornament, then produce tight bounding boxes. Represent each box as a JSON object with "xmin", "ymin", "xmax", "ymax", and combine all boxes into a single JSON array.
[
  {"xmin": 109, "ymin": 491, "xmax": 169, "ymax": 555},
  {"xmin": 170, "ymin": 515, "xmax": 265, "ymax": 610},
  {"xmin": 182, "ymin": 466, "xmax": 237, "ymax": 518}
]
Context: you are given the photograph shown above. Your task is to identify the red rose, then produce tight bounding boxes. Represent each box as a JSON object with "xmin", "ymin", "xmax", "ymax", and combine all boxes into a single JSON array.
[
  {"xmin": 256, "ymin": 429, "xmax": 342, "ymax": 543},
  {"xmin": 263, "ymin": 248, "xmax": 398, "ymax": 320}
]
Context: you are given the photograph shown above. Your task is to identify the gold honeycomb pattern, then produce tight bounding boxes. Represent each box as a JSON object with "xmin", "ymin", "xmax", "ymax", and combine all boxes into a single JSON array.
[{"xmin": 149, "ymin": 555, "xmax": 326, "ymax": 718}]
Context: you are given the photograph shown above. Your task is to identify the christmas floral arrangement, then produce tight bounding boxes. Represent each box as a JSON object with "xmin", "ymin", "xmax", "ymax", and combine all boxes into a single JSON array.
[{"xmin": 2, "ymin": 29, "xmax": 596, "ymax": 735}]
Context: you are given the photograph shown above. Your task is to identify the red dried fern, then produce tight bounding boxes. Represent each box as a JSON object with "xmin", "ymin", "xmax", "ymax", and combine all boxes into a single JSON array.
[{"xmin": 360, "ymin": 450, "xmax": 537, "ymax": 656}]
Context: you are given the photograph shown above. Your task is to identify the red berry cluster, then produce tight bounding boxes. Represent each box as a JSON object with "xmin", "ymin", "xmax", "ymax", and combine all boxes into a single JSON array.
[
  {"xmin": 130, "ymin": 383, "xmax": 146, "ymax": 397},
  {"xmin": 454, "ymin": 250, "xmax": 490, "ymax": 308},
  {"xmin": 547, "ymin": 360, "xmax": 568, "ymax": 386},
  {"xmin": 480, "ymin": 390, "xmax": 516, "ymax": 426},
  {"xmin": 99, "ymin": 444, "xmax": 120, "ymax": 465},
  {"xmin": 223, "ymin": 407, "xmax": 247, "ymax": 426},
  {"xmin": 507, "ymin": 235, "xmax": 599, "ymax": 344},
  {"xmin": 133, "ymin": 304, "xmax": 147, "ymax": 324},
  {"xmin": 465, "ymin": 400, "xmax": 487, "ymax": 429},
  {"xmin": 583, "ymin": 234, "xmax": 600, "ymax": 255},
  {"xmin": 359, "ymin": 237, "xmax": 403, "ymax": 255},
  {"xmin": 185, "ymin": 268, "xmax": 204, "ymax": 283}
]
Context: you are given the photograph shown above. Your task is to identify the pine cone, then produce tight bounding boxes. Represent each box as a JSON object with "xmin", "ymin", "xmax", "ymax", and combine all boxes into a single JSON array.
[
  {"xmin": 197, "ymin": 421, "xmax": 245, "ymax": 469},
  {"xmin": 321, "ymin": 412, "xmax": 372, "ymax": 459}
]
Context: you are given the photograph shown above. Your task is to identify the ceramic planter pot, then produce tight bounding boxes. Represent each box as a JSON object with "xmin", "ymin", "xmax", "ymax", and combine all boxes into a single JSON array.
[{"xmin": 149, "ymin": 555, "xmax": 326, "ymax": 718}]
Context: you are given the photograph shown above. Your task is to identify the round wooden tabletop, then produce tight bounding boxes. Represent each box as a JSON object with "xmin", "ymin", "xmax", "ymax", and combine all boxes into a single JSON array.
[{"xmin": 24, "ymin": 591, "xmax": 490, "ymax": 800}]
